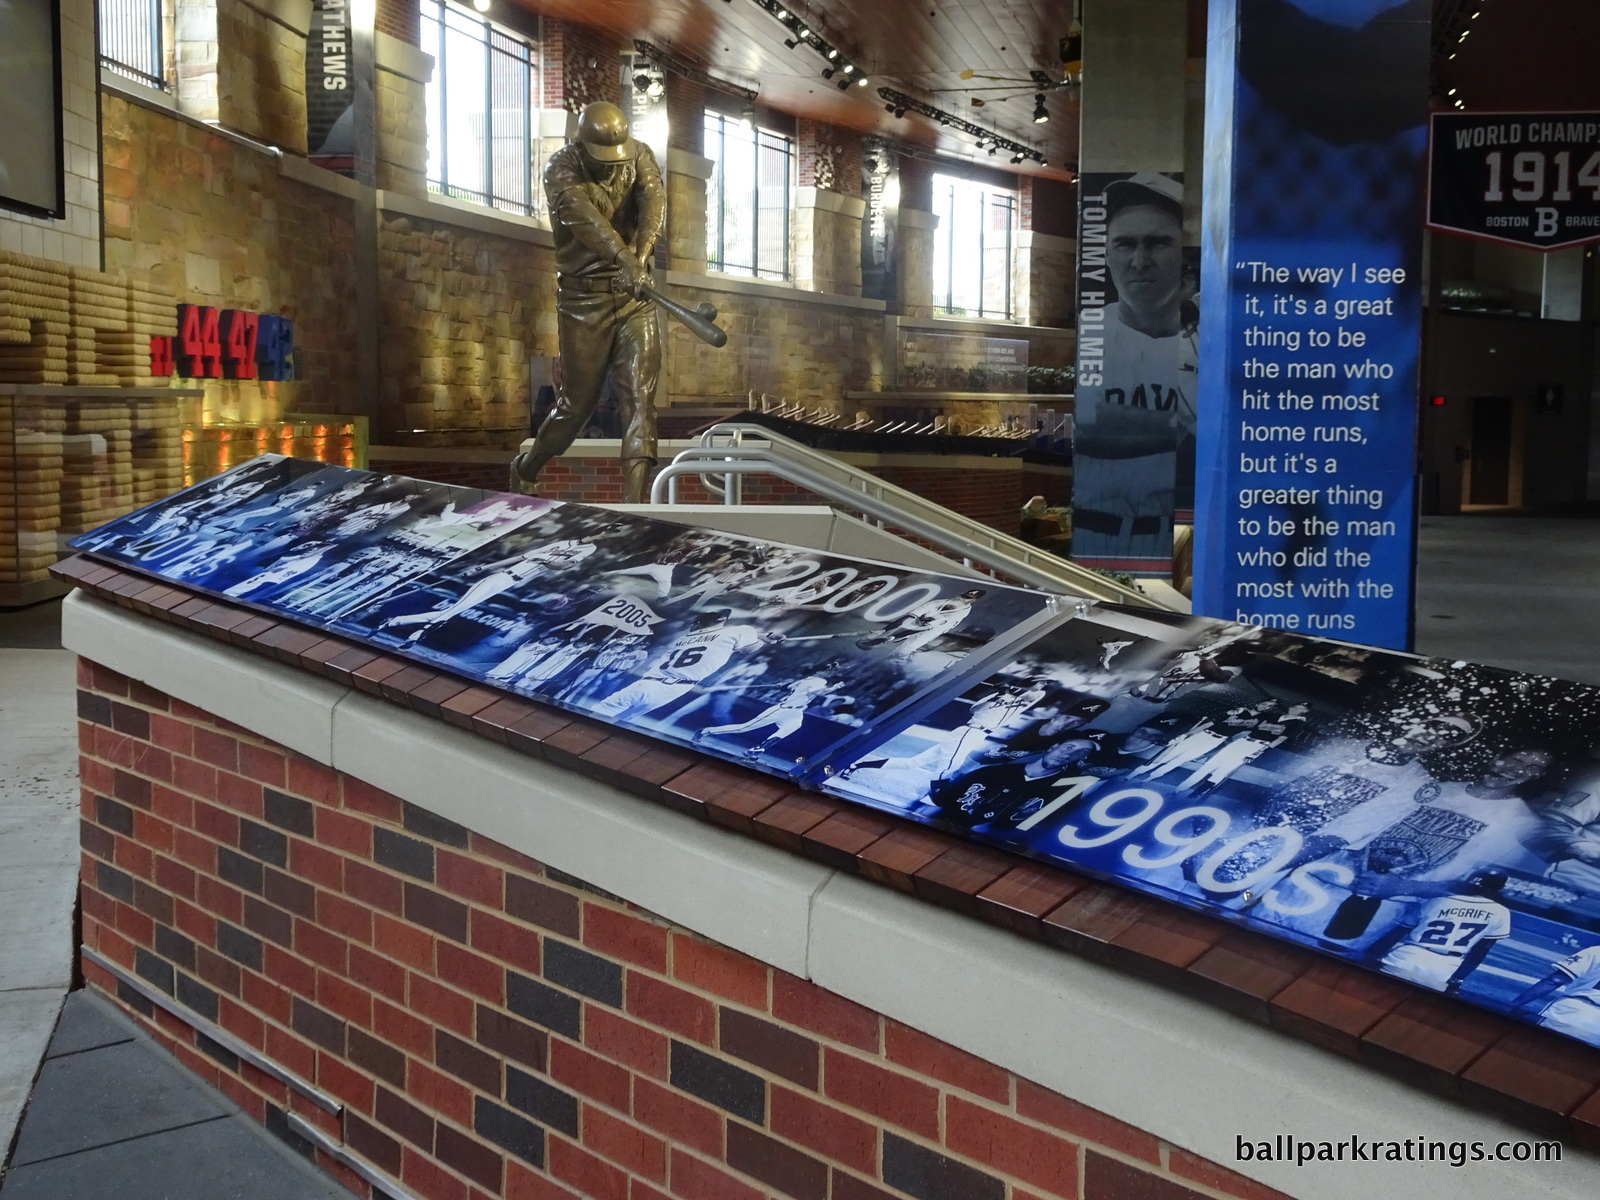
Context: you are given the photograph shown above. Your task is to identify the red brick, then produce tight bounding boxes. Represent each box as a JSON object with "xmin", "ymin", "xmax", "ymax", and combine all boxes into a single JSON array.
[
  {"xmin": 193, "ymin": 728, "xmax": 239, "ymax": 772},
  {"xmin": 93, "ymin": 923, "xmax": 134, "ymax": 967},
  {"xmin": 193, "ymin": 799, "xmax": 237, "ymax": 846},
  {"xmin": 437, "ymin": 848, "xmax": 504, "ymax": 908},
  {"xmin": 375, "ymin": 913, "xmax": 435, "ymax": 972},
  {"xmin": 550, "ymin": 1136, "xmax": 629, "ymax": 1200},
  {"xmin": 584, "ymin": 1005, "xmax": 669, "ymax": 1078},
  {"xmin": 506, "ymin": 1160, "xmax": 581, "ymax": 1200},
  {"xmin": 376, "ymin": 996, "xmax": 435, "ymax": 1058},
  {"xmin": 216, "ymin": 1071, "xmax": 265, "ymax": 1121},
  {"xmin": 470, "ymin": 909, "xmax": 541, "ymax": 975},
  {"xmin": 667, "ymin": 1149, "xmax": 762, "ymax": 1200},
  {"xmin": 90, "ymin": 663, "xmax": 130, "ymax": 695},
  {"xmin": 822, "ymin": 1050, "xmax": 939, "ymax": 1139},
  {"xmin": 173, "ymin": 828, "xmax": 217, "ymax": 874},
  {"xmin": 173, "ymin": 898, "xmax": 215, "ymax": 945},
  {"xmin": 196, "ymin": 874, "xmax": 243, "ymax": 923},
  {"xmin": 350, "ymin": 944, "xmax": 409, "ymax": 1004},
  {"xmin": 437, "ymin": 942, "xmax": 506, "ymax": 1004},
  {"xmin": 671, "ymin": 936, "xmax": 768, "ymax": 1009},
  {"xmin": 149, "ymin": 713, "xmax": 193, "ymax": 755},
  {"xmin": 345, "ymin": 778, "xmax": 403, "ymax": 823},
  {"xmin": 290, "ymin": 840, "xmax": 344, "ymax": 891},
  {"xmin": 172, "ymin": 1041, "xmax": 221, "ymax": 1088},
  {"xmin": 243, "ymin": 970, "xmax": 292, "ymax": 1023},
  {"xmin": 114, "ymin": 838, "xmax": 154, "ymax": 880},
  {"xmin": 319, "ymin": 969, "xmax": 374, "ymax": 1028},
  {"xmin": 319, "ymin": 809, "xmax": 372, "ymax": 857},
  {"xmin": 150, "ymin": 784, "xmax": 192, "ymax": 826},
  {"xmin": 217, "ymin": 995, "xmax": 265, "ymax": 1047},
  {"xmin": 263, "ymin": 944, "xmax": 318, "ymax": 998},
  {"xmin": 172, "ymin": 755, "xmax": 217, "ymax": 800},
  {"xmin": 770, "ymin": 1084, "xmax": 877, "ymax": 1175},
  {"xmin": 131, "ymin": 810, "xmax": 174, "ymax": 854},
  {"xmin": 319, "ymin": 1051, "xmax": 376, "ymax": 1112},
  {"xmin": 885, "ymin": 1021, "xmax": 1009, "ymax": 1104},
  {"xmin": 629, "ymin": 1182, "xmax": 672, "ymax": 1200},
  {"xmin": 1016, "ymin": 1079, "xmax": 1160, "ymax": 1165},
  {"xmin": 239, "ymin": 744, "xmax": 287, "ymax": 787},
  {"xmin": 632, "ymin": 1077, "xmax": 723, "ymax": 1158},
  {"xmin": 403, "ymin": 1144, "xmax": 470, "ymax": 1200},
  {"xmin": 408, "ymin": 1059, "xmax": 473, "ymax": 1126},
  {"xmin": 288, "ymin": 757, "xmax": 341, "ymax": 806},
  {"xmin": 584, "ymin": 1104, "xmax": 667, "ymax": 1181},
  {"xmin": 348, "ymin": 861, "xmax": 405, "ymax": 916},
  {"xmin": 946, "ymin": 1095, "xmax": 1079, "ymax": 1197},
  {"xmin": 127, "ymin": 743, "xmax": 172, "ymax": 783},
  {"xmin": 626, "ymin": 974, "xmax": 714, "ymax": 1045},
  {"xmin": 215, "ymin": 771, "xmax": 264, "ymax": 817},
  {"xmin": 81, "ymin": 886, "xmax": 115, "ymax": 924},
  {"xmin": 773, "ymin": 972, "xmax": 879, "ymax": 1052},
  {"xmin": 81, "ymin": 758, "xmax": 115, "ymax": 795},
  {"xmin": 1165, "ymin": 1147, "xmax": 1296, "ymax": 1200},
  {"xmin": 548, "ymin": 1037, "xmax": 631, "ymax": 1111},
  {"xmin": 154, "ymin": 855, "xmax": 196, "ymax": 900},
  {"xmin": 295, "ymin": 922, "xmax": 349, "ymax": 975},
  {"xmin": 410, "ymin": 973, "xmax": 474, "ymax": 1036},
  {"xmin": 266, "ymin": 1022, "xmax": 318, "ymax": 1082},
  {"xmin": 95, "ymin": 727, "xmax": 134, "ymax": 767},
  {"xmin": 318, "ymin": 891, "xmax": 374, "ymax": 944},
  {"xmin": 115, "ymin": 903, "xmax": 154, "ymax": 945},
  {"xmin": 585, "ymin": 905, "xmax": 668, "ymax": 972}
]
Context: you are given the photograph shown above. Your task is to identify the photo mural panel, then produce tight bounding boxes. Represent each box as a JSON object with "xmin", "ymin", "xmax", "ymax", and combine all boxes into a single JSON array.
[
  {"xmin": 822, "ymin": 608, "xmax": 1600, "ymax": 1047},
  {"xmin": 70, "ymin": 459, "xmax": 1600, "ymax": 1048}
]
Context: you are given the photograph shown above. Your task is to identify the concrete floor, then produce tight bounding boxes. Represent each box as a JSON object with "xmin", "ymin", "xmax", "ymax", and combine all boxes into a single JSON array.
[
  {"xmin": 1414, "ymin": 515, "xmax": 1600, "ymax": 684},
  {"xmin": 0, "ymin": 599, "xmax": 78, "ymax": 1165}
]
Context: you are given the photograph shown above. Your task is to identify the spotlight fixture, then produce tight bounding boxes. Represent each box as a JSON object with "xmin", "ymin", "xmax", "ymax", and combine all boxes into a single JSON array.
[
  {"xmin": 843, "ymin": 64, "xmax": 855, "ymax": 74},
  {"xmin": 1032, "ymin": 93, "xmax": 1049, "ymax": 123},
  {"xmin": 856, "ymin": 76, "xmax": 869, "ymax": 86},
  {"xmin": 875, "ymin": 86, "xmax": 1048, "ymax": 167},
  {"xmin": 471, "ymin": 0, "xmax": 489, "ymax": 11},
  {"xmin": 633, "ymin": 40, "xmax": 758, "ymax": 103},
  {"xmin": 633, "ymin": 74, "xmax": 651, "ymax": 90},
  {"xmin": 740, "ymin": 101, "xmax": 757, "ymax": 130},
  {"xmin": 785, "ymin": 38, "xmax": 799, "ymax": 48},
  {"xmin": 822, "ymin": 67, "xmax": 835, "ymax": 79},
  {"xmin": 826, "ymin": 48, "xmax": 837, "ymax": 59}
]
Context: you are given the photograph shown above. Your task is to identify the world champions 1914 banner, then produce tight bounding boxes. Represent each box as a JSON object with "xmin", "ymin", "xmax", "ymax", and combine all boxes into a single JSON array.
[{"xmin": 73, "ymin": 457, "xmax": 1600, "ymax": 1049}]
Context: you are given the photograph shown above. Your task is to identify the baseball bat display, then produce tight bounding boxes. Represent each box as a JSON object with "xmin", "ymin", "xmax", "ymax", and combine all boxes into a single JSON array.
[{"xmin": 642, "ymin": 283, "xmax": 728, "ymax": 347}]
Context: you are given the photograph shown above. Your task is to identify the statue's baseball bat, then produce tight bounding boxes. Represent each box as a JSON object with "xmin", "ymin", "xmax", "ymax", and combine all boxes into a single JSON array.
[{"xmin": 641, "ymin": 283, "xmax": 728, "ymax": 347}]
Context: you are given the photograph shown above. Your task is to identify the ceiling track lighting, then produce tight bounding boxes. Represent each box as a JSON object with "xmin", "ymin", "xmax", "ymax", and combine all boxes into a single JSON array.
[
  {"xmin": 632, "ymin": 40, "xmax": 758, "ymax": 102},
  {"xmin": 749, "ymin": 0, "xmax": 866, "ymax": 89},
  {"xmin": 1032, "ymin": 93, "xmax": 1049, "ymax": 123},
  {"xmin": 876, "ymin": 86, "xmax": 1050, "ymax": 168}
]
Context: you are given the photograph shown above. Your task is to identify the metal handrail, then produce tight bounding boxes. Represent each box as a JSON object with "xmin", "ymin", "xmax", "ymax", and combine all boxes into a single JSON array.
[{"xmin": 649, "ymin": 423, "xmax": 1166, "ymax": 609}]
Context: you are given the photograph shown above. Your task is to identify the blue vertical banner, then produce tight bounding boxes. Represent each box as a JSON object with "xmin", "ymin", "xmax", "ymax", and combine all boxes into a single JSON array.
[{"xmin": 1194, "ymin": 0, "xmax": 1428, "ymax": 651}]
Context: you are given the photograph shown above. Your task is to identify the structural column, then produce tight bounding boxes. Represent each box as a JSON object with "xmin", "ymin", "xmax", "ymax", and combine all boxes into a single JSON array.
[
  {"xmin": 1070, "ymin": 0, "xmax": 1190, "ymax": 576},
  {"xmin": 1192, "ymin": 0, "xmax": 1429, "ymax": 650}
]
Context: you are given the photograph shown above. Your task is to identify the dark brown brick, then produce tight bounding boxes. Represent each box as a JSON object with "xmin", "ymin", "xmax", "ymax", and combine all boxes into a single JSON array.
[
  {"xmin": 375, "ymin": 1085, "xmax": 434, "ymax": 1151},
  {"xmin": 435, "ymin": 1122, "xmax": 503, "ymax": 1191},
  {"xmin": 476, "ymin": 1005, "xmax": 548, "ymax": 1071},
  {"xmin": 264, "ymin": 868, "xmax": 316, "ymax": 919},
  {"xmin": 437, "ymin": 1028, "xmax": 502, "ymax": 1093},
  {"xmin": 345, "ymin": 1111, "xmax": 403, "ymax": 1175},
  {"xmin": 727, "ymin": 1121, "xmax": 828, "ymax": 1200},
  {"xmin": 1084, "ymin": 1151, "xmax": 1208, "ymax": 1200},
  {"xmin": 505, "ymin": 875, "xmax": 580, "ymax": 937},
  {"xmin": 719, "ymin": 1009, "xmax": 819, "ymax": 1090},
  {"xmin": 292, "ymin": 997, "xmax": 346, "ymax": 1055},
  {"xmin": 349, "ymin": 1027, "xmax": 407, "ymax": 1087},
  {"xmin": 242, "ymin": 896, "xmax": 293, "ymax": 947},
  {"xmin": 404, "ymin": 883, "xmax": 469, "ymax": 942}
]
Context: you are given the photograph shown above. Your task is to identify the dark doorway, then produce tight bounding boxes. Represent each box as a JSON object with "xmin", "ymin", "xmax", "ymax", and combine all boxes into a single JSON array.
[{"xmin": 1468, "ymin": 396, "xmax": 1513, "ymax": 506}]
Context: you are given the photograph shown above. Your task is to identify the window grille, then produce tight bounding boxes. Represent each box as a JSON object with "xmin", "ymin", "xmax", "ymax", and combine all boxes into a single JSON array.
[
  {"xmin": 705, "ymin": 112, "xmax": 793, "ymax": 281},
  {"xmin": 99, "ymin": 0, "xmax": 166, "ymax": 89},
  {"xmin": 932, "ymin": 173, "xmax": 1016, "ymax": 320}
]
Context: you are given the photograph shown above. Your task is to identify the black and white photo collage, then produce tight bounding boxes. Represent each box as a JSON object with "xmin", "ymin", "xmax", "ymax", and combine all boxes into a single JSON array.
[{"xmin": 73, "ymin": 458, "xmax": 1600, "ymax": 1046}]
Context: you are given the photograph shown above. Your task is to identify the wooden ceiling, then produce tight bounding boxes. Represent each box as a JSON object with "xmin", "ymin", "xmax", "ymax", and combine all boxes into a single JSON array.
[
  {"xmin": 510, "ymin": 0, "xmax": 1090, "ymax": 181},
  {"xmin": 1433, "ymin": 0, "xmax": 1600, "ymax": 112}
]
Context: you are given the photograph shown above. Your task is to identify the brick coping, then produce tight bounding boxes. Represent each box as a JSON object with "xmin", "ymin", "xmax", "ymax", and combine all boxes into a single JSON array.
[{"xmin": 48, "ymin": 552, "xmax": 1600, "ymax": 1150}]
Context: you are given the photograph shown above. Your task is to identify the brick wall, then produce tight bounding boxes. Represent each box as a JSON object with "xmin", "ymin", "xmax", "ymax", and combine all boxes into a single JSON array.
[
  {"xmin": 797, "ymin": 121, "xmax": 862, "ymax": 199},
  {"xmin": 666, "ymin": 76, "xmax": 708, "ymax": 156},
  {"xmin": 377, "ymin": 0, "xmax": 420, "ymax": 46},
  {"xmin": 544, "ymin": 19, "xmax": 621, "ymax": 113},
  {"xmin": 73, "ymin": 662, "xmax": 1285, "ymax": 1200}
]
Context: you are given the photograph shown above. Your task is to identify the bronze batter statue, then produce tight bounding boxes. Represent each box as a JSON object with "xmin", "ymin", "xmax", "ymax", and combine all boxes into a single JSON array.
[{"xmin": 513, "ymin": 101, "xmax": 666, "ymax": 504}]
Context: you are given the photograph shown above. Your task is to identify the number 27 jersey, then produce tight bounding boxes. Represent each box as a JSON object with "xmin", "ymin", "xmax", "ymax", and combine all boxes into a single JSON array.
[{"xmin": 1402, "ymin": 895, "xmax": 1511, "ymax": 954}]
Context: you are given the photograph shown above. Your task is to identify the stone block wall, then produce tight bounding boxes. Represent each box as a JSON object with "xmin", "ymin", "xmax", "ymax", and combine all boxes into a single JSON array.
[
  {"xmin": 378, "ymin": 40, "xmax": 433, "ymax": 197},
  {"xmin": 664, "ymin": 283, "xmax": 885, "ymax": 409},
  {"xmin": 793, "ymin": 192, "xmax": 865, "ymax": 299},
  {"xmin": 1015, "ymin": 232, "xmax": 1076, "ymax": 329},
  {"xmin": 73, "ymin": 662, "xmax": 1285, "ymax": 1200},
  {"xmin": 666, "ymin": 152, "xmax": 713, "ymax": 275},
  {"xmin": 377, "ymin": 214, "xmax": 556, "ymax": 445},
  {"xmin": 895, "ymin": 211, "xmax": 938, "ymax": 320},
  {"xmin": 100, "ymin": 94, "xmax": 359, "ymax": 419},
  {"xmin": 216, "ymin": 0, "xmax": 310, "ymax": 152},
  {"xmin": 0, "ymin": 0, "xmax": 100, "ymax": 267}
]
